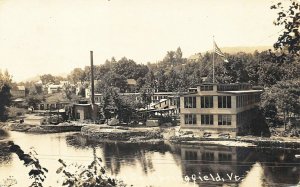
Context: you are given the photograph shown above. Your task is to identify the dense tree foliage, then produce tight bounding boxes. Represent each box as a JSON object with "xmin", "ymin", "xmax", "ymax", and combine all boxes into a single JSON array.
[
  {"xmin": 271, "ymin": 0, "xmax": 300, "ymax": 56},
  {"xmin": 0, "ymin": 70, "xmax": 12, "ymax": 121},
  {"xmin": 40, "ymin": 74, "xmax": 66, "ymax": 85},
  {"xmin": 261, "ymin": 79, "xmax": 300, "ymax": 129}
]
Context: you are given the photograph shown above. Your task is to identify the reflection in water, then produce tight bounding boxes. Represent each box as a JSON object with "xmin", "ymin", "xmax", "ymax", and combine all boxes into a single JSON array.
[
  {"xmin": 179, "ymin": 144, "xmax": 300, "ymax": 186},
  {"xmin": 66, "ymin": 133, "xmax": 170, "ymax": 175},
  {"xmin": 0, "ymin": 131, "xmax": 299, "ymax": 187},
  {"xmin": 0, "ymin": 142, "xmax": 12, "ymax": 165}
]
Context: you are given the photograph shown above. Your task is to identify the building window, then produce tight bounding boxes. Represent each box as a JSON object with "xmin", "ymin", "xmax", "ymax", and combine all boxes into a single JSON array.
[
  {"xmin": 218, "ymin": 96, "xmax": 231, "ymax": 108},
  {"xmin": 218, "ymin": 153, "xmax": 232, "ymax": 161},
  {"xmin": 200, "ymin": 96, "xmax": 213, "ymax": 108},
  {"xmin": 201, "ymin": 114, "xmax": 213, "ymax": 125},
  {"xmin": 200, "ymin": 85, "xmax": 213, "ymax": 91},
  {"xmin": 202, "ymin": 152, "xmax": 214, "ymax": 161},
  {"xmin": 184, "ymin": 97, "xmax": 196, "ymax": 108},
  {"xmin": 218, "ymin": 115, "xmax": 232, "ymax": 125},
  {"xmin": 76, "ymin": 112, "xmax": 80, "ymax": 119},
  {"xmin": 185, "ymin": 151, "xmax": 197, "ymax": 160},
  {"xmin": 184, "ymin": 114, "xmax": 197, "ymax": 125}
]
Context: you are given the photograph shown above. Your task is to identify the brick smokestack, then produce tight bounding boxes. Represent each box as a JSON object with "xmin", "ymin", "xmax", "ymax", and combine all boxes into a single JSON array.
[{"xmin": 90, "ymin": 51, "xmax": 95, "ymax": 104}]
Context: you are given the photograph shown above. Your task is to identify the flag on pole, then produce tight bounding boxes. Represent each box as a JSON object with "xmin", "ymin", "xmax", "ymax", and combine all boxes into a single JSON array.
[{"xmin": 213, "ymin": 41, "xmax": 228, "ymax": 62}]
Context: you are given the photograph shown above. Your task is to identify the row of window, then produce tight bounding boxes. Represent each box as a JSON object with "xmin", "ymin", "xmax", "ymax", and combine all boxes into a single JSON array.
[
  {"xmin": 217, "ymin": 84, "xmax": 251, "ymax": 91},
  {"xmin": 236, "ymin": 94, "xmax": 260, "ymax": 108},
  {"xmin": 200, "ymin": 85, "xmax": 213, "ymax": 91},
  {"xmin": 184, "ymin": 96, "xmax": 231, "ymax": 109},
  {"xmin": 185, "ymin": 150, "xmax": 232, "ymax": 162},
  {"xmin": 184, "ymin": 114, "xmax": 232, "ymax": 125},
  {"xmin": 184, "ymin": 97, "xmax": 196, "ymax": 108}
]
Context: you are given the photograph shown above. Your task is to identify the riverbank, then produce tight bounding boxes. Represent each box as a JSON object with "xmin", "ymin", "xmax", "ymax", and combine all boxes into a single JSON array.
[
  {"xmin": 81, "ymin": 125, "xmax": 163, "ymax": 143},
  {"xmin": 0, "ymin": 122, "xmax": 83, "ymax": 133},
  {"xmin": 170, "ymin": 133, "xmax": 300, "ymax": 149},
  {"xmin": 1, "ymin": 121, "xmax": 300, "ymax": 149},
  {"xmin": 81, "ymin": 125, "xmax": 300, "ymax": 148}
]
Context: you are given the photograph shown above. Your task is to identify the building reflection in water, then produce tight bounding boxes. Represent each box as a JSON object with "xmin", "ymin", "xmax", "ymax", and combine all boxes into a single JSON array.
[
  {"xmin": 180, "ymin": 144, "xmax": 246, "ymax": 186},
  {"xmin": 179, "ymin": 144, "xmax": 300, "ymax": 186}
]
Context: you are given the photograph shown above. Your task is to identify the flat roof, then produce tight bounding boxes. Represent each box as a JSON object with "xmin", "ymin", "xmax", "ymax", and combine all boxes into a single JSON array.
[
  {"xmin": 73, "ymin": 104, "xmax": 91, "ymax": 106},
  {"xmin": 218, "ymin": 90, "xmax": 263, "ymax": 94}
]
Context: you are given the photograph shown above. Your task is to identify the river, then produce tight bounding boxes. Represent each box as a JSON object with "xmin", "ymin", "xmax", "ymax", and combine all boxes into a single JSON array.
[{"xmin": 0, "ymin": 131, "xmax": 299, "ymax": 187}]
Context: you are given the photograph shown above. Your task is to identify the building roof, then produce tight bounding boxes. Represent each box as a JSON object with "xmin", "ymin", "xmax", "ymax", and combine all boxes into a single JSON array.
[
  {"xmin": 13, "ymin": 98, "xmax": 25, "ymax": 102},
  {"xmin": 127, "ymin": 79, "xmax": 137, "ymax": 85},
  {"xmin": 49, "ymin": 84, "xmax": 62, "ymax": 89},
  {"xmin": 218, "ymin": 90, "xmax": 263, "ymax": 94},
  {"xmin": 17, "ymin": 86, "xmax": 25, "ymax": 91},
  {"xmin": 153, "ymin": 92, "xmax": 178, "ymax": 95},
  {"xmin": 73, "ymin": 103, "xmax": 91, "ymax": 106}
]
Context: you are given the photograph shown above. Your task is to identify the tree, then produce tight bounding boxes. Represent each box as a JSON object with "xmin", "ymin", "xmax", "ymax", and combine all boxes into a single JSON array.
[
  {"xmin": 0, "ymin": 70, "xmax": 12, "ymax": 121},
  {"xmin": 271, "ymin": 0, "xmax": 300, "ymax": 56},
  {"xmin": 111, "ymin": 57, "xmax": 148, "ymax": 80},
  {"xmin": 116, "ymin": 96, "xmax": 136, "ymax": 124},
  {"xmin": 165, "ymin": 68, "xmax": 180, "ymax": 92},
  {"xmin": 155, "ymin": 69, "xmax": 167, "ymax": 92},
  {"xmin": 102, "ymin": 73, "xmax": 128, "ymax": 93},
  {"xmin": 102, "ymin": 87, "xmax": 119, "ymax": 123},
  {"xmin": 26, "ymin": 94, "xmax": 44, "ymax": 109},
  {"xmin": 67, "ymin": 68, "xmax": 86, "ymax": 84},
  {"xmin": 63, "ymin": 84, "xmax": 76, "ymax": 101},
  {"xmin": 40, "ymin": 74, "xmax": 56, "ymax": 85},
  {"xmin": 164, "ymin": 51, "xmax": 176, "ymax": 66},
  {"xmin": 263, "ymin": 79, "xmax": 300, "ymax": 129}
]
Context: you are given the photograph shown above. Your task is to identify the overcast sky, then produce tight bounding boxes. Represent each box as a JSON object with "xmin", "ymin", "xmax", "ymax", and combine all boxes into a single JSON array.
[{"xmin": 0, "ymin": 0, "xmax": 281, "ymax": 82}]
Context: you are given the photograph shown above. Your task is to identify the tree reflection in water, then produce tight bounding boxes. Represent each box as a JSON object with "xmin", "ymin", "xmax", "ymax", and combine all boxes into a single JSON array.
[{"xmin": 65, "ymin": 133, "xmax": 170, "ymax": 175}]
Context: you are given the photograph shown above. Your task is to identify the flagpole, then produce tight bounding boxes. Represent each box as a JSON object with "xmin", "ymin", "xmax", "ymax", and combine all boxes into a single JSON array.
[{"xmin": 212, "ymin": 36, "xmax": 215, "ymax": 83}]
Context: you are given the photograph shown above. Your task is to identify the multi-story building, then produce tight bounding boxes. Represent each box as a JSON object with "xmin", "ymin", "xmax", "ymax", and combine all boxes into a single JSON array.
[{"xmin": 180, "ymin": 83, "xmax": 262, "ymax": 137}]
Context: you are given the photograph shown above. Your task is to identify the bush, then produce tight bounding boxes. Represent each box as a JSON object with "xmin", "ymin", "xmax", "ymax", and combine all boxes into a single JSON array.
[
  {"xmin": 8, "ymin": 107, "xmax": 27, "ymax": 119},
  {"xmin": 8, "ymin": 142, "xmax": 127, "ymax": 187},
  {"xmin": 158, "ymin": 116, "xmax": 176, "ymax": 126},
  {"xmin": 0, "ymin": 129, "xmax": 9, "ymax": 139}
]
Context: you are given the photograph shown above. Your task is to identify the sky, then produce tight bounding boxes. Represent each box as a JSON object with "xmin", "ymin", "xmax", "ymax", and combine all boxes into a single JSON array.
[{"xmin": 0, "ymin": 0, "xmax": 281, "ymax": 82}]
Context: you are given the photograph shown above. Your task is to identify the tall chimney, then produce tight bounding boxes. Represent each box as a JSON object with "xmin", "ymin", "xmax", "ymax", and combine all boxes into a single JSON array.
[{"xmin": 90, "ymin": 51, "xmax": 95, "ymax": 104}]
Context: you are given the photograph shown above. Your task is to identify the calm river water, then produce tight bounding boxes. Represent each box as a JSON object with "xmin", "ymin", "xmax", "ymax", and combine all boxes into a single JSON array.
[{"xmin": 0, "ymin": 131, "xmax": 299, "ymax": 187}]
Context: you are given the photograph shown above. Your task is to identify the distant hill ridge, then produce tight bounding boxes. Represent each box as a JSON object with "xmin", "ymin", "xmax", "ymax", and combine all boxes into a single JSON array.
[
  {"xmin": 220, "ymin": 46, "xmax": 272, "ymax": 54},
  {"xmin": 189, "ymin": 46, "xmax": 272, "ymax": 60}
]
